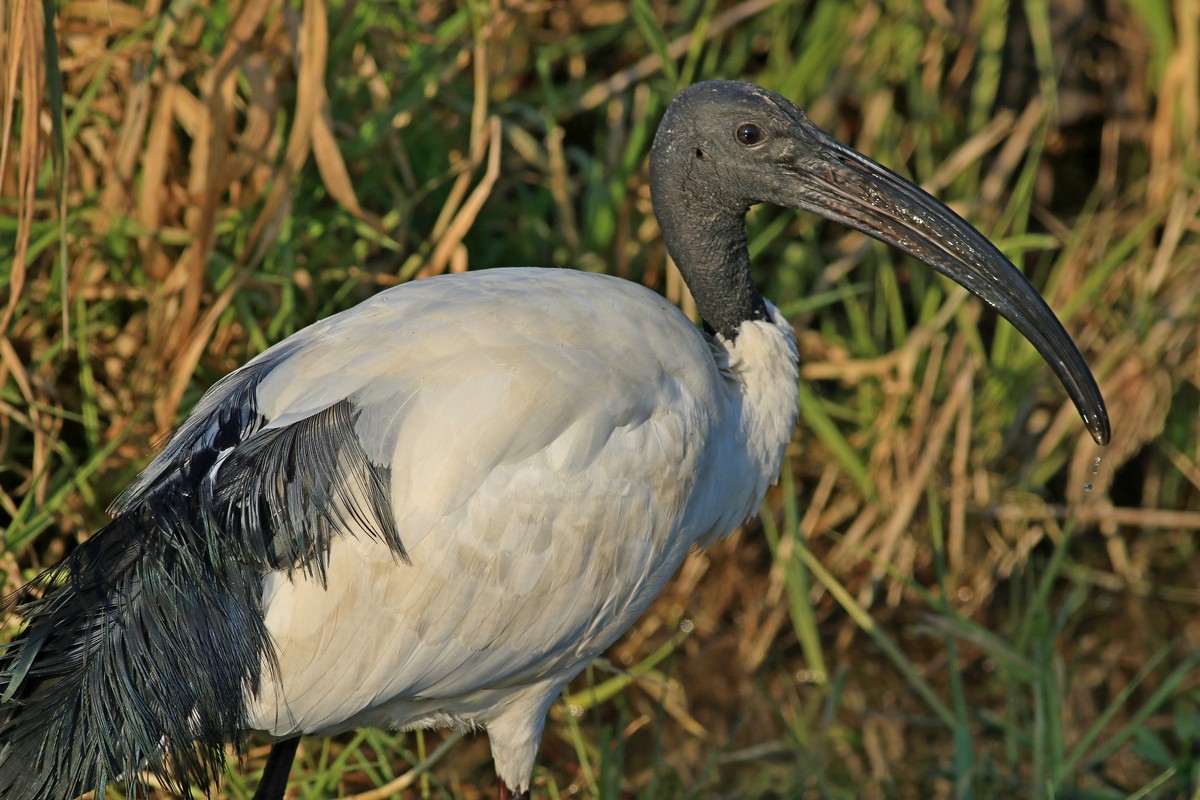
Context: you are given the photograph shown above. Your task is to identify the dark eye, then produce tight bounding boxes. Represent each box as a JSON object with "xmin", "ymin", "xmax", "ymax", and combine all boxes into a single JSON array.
[{"xmin": 735, "ymin": 122, "xmax": 765, "ymax": 146}]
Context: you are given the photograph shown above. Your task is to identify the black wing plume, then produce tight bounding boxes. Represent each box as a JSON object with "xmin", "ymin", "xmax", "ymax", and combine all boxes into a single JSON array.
[{"xmin": 0, "ymin": 352, "xmax": 403, "ymax": 799}]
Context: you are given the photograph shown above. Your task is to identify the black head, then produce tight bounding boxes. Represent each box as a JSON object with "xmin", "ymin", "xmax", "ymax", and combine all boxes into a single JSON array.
[
  {"xmin": 650, "ymin": 81, "xmax": 1110, "ymax": 446},
  {"xmin": 651, "ymin": 81, "xmax": 833, "ymax": 211}
]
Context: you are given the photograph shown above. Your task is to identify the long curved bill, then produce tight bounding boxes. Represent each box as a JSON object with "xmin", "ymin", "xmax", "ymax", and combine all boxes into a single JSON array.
[{"xmin": 785, "ymin": 122, "xmax": 1110, "ymax": 446}]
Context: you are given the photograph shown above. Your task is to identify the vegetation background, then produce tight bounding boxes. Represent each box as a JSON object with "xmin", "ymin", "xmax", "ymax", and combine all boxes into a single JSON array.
[{"xmin": 2, "ymin": 0, "xmax": 1198, "ymax": 797}]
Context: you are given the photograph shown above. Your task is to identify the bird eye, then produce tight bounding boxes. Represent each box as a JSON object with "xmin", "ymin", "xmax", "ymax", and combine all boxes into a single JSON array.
[{"xmin": 735, "ymin": 123, "xmax": 765, "ymax": 146}]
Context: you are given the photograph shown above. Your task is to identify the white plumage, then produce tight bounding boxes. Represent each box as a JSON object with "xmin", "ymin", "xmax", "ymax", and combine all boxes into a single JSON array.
[{"xmin": 234, "ymin": 269, "xmax": 798, "ymax": 788}]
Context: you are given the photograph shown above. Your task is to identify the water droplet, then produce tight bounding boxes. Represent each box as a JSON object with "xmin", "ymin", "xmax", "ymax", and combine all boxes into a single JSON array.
[{"xmin": 1083, "ymin": 454, "xmax": 1101, "ymax": 494}]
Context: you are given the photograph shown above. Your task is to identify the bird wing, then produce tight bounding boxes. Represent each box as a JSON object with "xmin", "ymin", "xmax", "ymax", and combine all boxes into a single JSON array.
[{"xmin": 222, "ymin": 269, "xmax": 728, "ymax": 734}]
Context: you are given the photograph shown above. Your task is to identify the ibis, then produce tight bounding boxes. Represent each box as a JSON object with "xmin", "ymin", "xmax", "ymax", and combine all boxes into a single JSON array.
[{"xmin": 0, "ymin": 81, "xmax": 1109, "ymax": 800}]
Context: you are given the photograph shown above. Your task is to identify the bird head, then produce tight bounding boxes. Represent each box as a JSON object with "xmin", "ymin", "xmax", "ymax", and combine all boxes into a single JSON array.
[{"xmin": 650, "ymin": 80, "xmax": 1110, "ymax": 446}]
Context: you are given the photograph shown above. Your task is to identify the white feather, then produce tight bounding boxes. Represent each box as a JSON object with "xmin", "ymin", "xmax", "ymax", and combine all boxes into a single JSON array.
[{"xmin": 236, "ymin": 268, "xmax": 798, "ymax": 790}]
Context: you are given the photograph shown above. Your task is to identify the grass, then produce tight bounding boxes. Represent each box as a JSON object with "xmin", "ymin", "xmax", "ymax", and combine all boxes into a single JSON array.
[{"xmin": 2, "ymin": 0, "xmax": 1199, "ymax": 797}]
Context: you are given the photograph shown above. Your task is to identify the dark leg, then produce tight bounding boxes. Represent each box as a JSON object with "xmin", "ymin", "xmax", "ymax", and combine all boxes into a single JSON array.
[
  {"xmin": 498, "ymin": 778, "xmax": 530, "ymax": 800},
  {"xmin": 251, "ymin": 736, "xmax": 301, "ymax": 800}
]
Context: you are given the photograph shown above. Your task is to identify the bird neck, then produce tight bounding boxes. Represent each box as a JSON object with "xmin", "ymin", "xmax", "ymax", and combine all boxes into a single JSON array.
[{"xmin": 656, "ymin": 202, "xmax": 768, "ymax": 341}]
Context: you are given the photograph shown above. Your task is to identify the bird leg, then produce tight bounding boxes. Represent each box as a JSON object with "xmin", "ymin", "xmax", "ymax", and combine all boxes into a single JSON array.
[
  {"xmin": 498, "ymin": 778, "xmax": 530, "ymax": 800},
  {"xmin": 251, "ymin": 736, "xmax": 301, "ymax": 800}
]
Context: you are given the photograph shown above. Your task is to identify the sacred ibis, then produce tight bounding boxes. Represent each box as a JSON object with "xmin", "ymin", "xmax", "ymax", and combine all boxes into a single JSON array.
[{"xmin": 0, "ymin": 81, "xmax": 1109, "ymax": 800}]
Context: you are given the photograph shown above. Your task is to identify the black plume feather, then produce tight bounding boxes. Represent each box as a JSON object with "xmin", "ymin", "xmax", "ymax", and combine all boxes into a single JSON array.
[
  {"xmin": 0, "ymin": 484, "xmax": 268, "ymax": 799},
  {"xmin": 0, "ymin": 351, "xmax": 402, "ymax": 799}
]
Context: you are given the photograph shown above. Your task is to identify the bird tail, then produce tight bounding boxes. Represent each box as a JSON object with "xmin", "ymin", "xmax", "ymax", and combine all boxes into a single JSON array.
[{"xmin": 0, "ymin": 503, "xmax": 269, "ymax": 800}]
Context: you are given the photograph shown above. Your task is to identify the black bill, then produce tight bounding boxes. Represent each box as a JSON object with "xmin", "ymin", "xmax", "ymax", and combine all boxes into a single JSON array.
[{"xmin": 785, "ymin": 121, "xmax": 1110, "ymax": 446}]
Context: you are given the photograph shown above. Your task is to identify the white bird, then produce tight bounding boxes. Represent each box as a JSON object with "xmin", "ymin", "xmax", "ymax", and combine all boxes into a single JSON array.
[{"xmin": 0, "ymin": 81, "xmax": 1109, "ymax": 800}]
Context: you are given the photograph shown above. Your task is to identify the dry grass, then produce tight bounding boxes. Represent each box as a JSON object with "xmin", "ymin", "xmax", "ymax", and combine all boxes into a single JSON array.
[{"xmin": 2, "ymin": 0, "xmax": 1199, "ymax": 797}]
